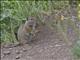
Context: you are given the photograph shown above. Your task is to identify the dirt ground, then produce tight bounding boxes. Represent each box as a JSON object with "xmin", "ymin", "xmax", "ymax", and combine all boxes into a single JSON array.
[{"xmin": 1, "ymin": 25, "xmax": 76, "ymax": 60}]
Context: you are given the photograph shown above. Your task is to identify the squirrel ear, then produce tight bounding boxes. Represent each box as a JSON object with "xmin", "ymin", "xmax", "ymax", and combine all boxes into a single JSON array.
[{"xmin": 27, "ymin": 16, "xmax": 37, "ymax": 21}]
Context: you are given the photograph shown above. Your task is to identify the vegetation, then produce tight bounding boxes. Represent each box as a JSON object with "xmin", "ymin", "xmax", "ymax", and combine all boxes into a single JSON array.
[
  {"xmin": 72, "ymin": 40, "xmax": 80, "ymax": 59},
  {"xmin": 0, "ymin": 1, "xmax": 69, "ymax": 44},
  {"xmin": 0, "ymin": 0, "xmax": 80, "ymax": 59},
  {"xmin": 72, "ymin": 3, "xmax": 80, "ymax": 60}
]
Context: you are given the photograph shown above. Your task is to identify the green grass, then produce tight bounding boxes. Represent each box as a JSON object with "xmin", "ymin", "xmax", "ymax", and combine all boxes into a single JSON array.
[
  {"xmin": 1, "ymin": 1, "xmax": 69, "ymax": 44},
  {"xmin": 72, "ymin": 40, "xmax": 80, "ymax": 59}
]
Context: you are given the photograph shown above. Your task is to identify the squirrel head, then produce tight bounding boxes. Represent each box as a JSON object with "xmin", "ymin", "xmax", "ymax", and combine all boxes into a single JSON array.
[{"xmin": 24, "ymin": 16, "xmax": 38, "ymax": 32}]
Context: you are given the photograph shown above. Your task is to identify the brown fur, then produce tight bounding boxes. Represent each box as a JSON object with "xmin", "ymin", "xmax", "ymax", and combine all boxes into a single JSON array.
[{"xmin": 17, "ymin": 17, "xmax": 40, "ymax": 45}]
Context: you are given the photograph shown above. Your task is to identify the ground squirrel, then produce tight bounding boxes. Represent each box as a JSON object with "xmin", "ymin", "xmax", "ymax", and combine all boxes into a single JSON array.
[{"xmin": 17, "ymin": 17, "xmax": 40, "ymax": 45}]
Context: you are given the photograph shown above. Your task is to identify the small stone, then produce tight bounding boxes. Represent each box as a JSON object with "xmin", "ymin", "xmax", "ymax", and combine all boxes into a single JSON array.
[
  {"xmin": 16, "ymin": 54, "xmax": 22, "ymax": 59},
  {"xmin": 55, "ymin": 44, "xmax": 61, "ymax": 47},
  {"xmin": 20, "ymin": 50, "xmax": 23, "ymax": 53},
  {"xmin": 9, "ymin": 47, "xmax": 13, "ymax": 50},
  {"xmin": 16, "ymin": 50, "xmax": 20, "ymax": 54},
  {"xmin": 1, "ymin": 54, "xmax": 4, "ymax": 58},
  {"xmin": 3, "ymin": 51, "xmax": 10, "ymax": 55},
  {"xmin": 22, "ymin": 48, "xmax": 27, "ymax": 52},
  {"xmin": 16, "ymin": 56, "xmax": 20, "ymax": 59}
]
